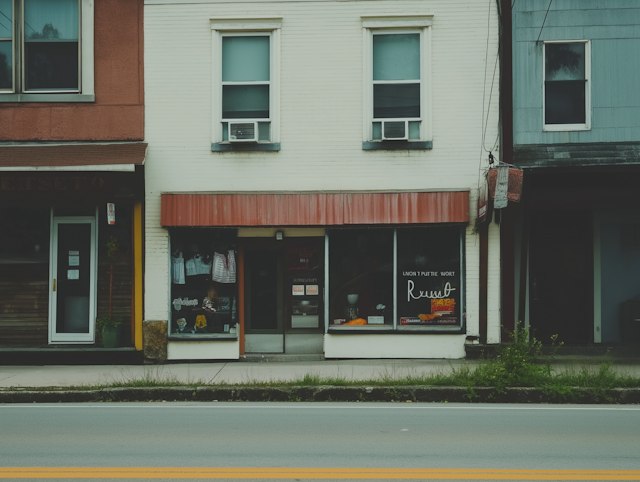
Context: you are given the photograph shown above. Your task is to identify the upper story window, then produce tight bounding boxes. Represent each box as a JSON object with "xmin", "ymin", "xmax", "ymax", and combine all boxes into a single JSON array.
[
  {"xmin": 211, "ymin": 18, "xmax": 281, "ymax": 151},
  {"xmin": 0, "ymin": 0, "xmax": 94, "ymax": 102},
  {"xmin": 372, "ymin": 32, "xmax": 421, "ymax": 140},
  {"xmin": 222, "ymin": 34, "xmax": 271, "ymax": 142},
  {"xmin": 543, "ymin": 40, "xmax": 590, "ymax": 131},
  {"xmin": 362, "ymin": 15, "xmax": 432, "ymax": 150}
]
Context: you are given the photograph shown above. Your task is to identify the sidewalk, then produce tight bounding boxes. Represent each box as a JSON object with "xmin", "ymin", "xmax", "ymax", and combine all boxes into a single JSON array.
[{"xmin": 2, "ymin": 358, "xmax": 640, "ymax": 389}]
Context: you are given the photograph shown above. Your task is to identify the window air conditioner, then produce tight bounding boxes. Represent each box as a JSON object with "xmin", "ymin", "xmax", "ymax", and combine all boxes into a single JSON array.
[
  {"xmin": 381, "ymin": 120, "xmax": 408, "ymax": 140},
  {"xmin": 229, "ymin": 121, "xmax": 258, "ymax": 142}
]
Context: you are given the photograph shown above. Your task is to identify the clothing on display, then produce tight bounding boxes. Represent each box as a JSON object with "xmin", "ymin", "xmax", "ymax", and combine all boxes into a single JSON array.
[
  {"xmin": 212, "ymin": 250, "xmax": 236, "ymax": 283},
  {"xmin": 185, "ymin": 257, "xmax": 197, "ymax": 277},
  {"xmin": 193, "ymin": 254, "xmax": 212, "ymax": 275},
  {"xmin": 171, "ymin": 252, "xmax": 185, "ymax": 285}
]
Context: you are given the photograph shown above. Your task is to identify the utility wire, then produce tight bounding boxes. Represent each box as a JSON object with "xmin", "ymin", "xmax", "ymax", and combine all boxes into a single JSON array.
[{"xmin": 536, "ymin": 0, "xmax": 554, "ymax": 43}]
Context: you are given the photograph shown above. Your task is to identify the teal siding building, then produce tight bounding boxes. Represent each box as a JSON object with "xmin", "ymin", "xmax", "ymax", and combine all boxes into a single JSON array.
[{"xmin": 503, "ymin": 0, "xmax": 640, "ymax": 346}]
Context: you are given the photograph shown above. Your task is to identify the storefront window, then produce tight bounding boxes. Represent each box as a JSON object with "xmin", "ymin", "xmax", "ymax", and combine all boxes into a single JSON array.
[
  {"xmin": 170, "ymin": 229, "xmax": 238, "ymax": 338},
  {"xmin": 327, "ymin": 226, "xmax": 464, "ymax": 332},
  {"xmin": 329, "ymin": 229, "xmax": 394, "ymax": 329},
  {"xmin": 396, "ymin": 226, "xmax": 463, "ymax": 330}
]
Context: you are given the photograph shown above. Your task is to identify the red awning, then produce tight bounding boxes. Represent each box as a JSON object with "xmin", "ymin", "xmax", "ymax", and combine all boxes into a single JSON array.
[
  {"xmin": 0, "ymin": 143, "xmax": 147, "ymax": 168},
  {"xmin": 161, "ymin": 191, "xmax": 469, "ymax": 227}
]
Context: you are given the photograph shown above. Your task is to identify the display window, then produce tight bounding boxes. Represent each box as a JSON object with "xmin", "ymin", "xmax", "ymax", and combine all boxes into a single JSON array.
[
  {"xmin": 396, "ymin": 226, "xmax": 463, "ymax": 331},
  {"xmin": 329, "ymin": 229, "xmax": 394, "ymax": 329},
  {"xmin": 170, "ymin": 229, "xmax": 238, "ymax": 338},
  {"xmin": 328, "ymin": 226, "xmax": 464, "ymax": 332}
]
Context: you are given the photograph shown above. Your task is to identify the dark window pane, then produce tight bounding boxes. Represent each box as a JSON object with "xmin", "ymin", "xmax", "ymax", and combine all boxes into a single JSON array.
[
  {"xmin": 223, "ymin": 84, "xmax": 269, "ymax": 119},
  {"xmin": 374, "ymin": 83, "xmax": 420, "ymax": 118},
  {"xmin": 25, "ymin": 41, "xmax": 78, "ymax": 90},
  {"xmin": 545, "ymin": 43, "xmax": 585, "ymax": 81},
  {"xmin": 329, "ymin": 229, "xmax": 394, "ymax": 326},
  {"xmin": 0, "ymin": 41, "xmax": 12, "ymax": 89},
  {"xmin": 545, "ymin": 80, "xmax": 586, "ymax": 125}
]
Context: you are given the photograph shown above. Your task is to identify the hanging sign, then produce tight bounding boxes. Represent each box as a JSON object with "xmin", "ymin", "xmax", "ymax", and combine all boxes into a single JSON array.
[{"xmin": 107, "ymin": 203, "xmax": 116, "ymax": 225}]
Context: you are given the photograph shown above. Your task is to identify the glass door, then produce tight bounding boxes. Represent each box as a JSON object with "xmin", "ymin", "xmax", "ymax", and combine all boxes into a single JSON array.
[
  {"xmin": 49, "ymin": 217, "xmax": 97, "ymax": 344},
  {"xmin": 244, "ymin": 249, "xmax": 284, "ymax": 353}
]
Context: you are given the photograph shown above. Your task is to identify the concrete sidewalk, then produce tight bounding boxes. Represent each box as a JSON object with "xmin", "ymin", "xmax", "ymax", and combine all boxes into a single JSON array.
[{"xmin": 1, "ymin": 358, "xmax": 640, "ymax": 389}]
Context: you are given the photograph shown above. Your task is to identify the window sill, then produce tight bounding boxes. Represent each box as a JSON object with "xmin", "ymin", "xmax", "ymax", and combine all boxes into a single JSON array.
[
  {"xmin": 327, "ymin": 327, "xmax": 464, "ymax": 335},
  {"xmin": 212, "ymin": 142, "xmax": 281, "ymax": 152},
  {"xmin": 168, "ymin": 334, "xmax": 238, "ymax": 341},
  {"xmin": 0, "ymin": 93, "xmax": 95, "ymax": 103},
  {"xmin": 362, "ymin": 140, "xmax": 433, "ymax": 151},
  {"xmin": 543, "ymin": 124, "xmax": 590, "ymax": 132}
]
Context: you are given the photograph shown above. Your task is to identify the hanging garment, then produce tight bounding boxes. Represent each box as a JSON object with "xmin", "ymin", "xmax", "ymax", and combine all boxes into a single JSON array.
[
  {"xmin": 185, "ymin": 257, "xmax": 197, "ymax": 277},
  {"xmin": 171, "ymin": 252, "xmax": 185, "ymax": 285},
  {"xmin": 212, "ymin": 250, "xmax": 236, "ymax": 283},
  {"xmin": 193, "ymin": 254, "xmax": 212, "ymax": 275}
]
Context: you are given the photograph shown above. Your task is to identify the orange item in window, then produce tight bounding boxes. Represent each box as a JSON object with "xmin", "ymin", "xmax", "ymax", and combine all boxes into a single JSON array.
[
  {"xmin": 343, "ymin": 318, "xmax": 367, "ymax": 325},
  {"xmin": 419, "ymin": 313, "xmax": 441, "ymax": 321},
  {"xmin": 431, "ymin": 298, "xmax": 455, "ymax": 315}
]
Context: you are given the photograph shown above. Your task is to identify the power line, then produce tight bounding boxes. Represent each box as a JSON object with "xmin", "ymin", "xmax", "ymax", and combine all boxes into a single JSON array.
[{"xmin": 536, "ymin": 0, "xmax": 554, "ymax": 43}]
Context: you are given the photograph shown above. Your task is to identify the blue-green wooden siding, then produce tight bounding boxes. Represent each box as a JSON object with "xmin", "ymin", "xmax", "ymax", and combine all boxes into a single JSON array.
[{"xmin": 513, "ymin": 0, "xmax": 640, "ymax": 145}]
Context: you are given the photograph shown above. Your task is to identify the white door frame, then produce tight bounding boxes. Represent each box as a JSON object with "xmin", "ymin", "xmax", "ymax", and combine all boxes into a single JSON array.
[{"xmin": 48, "ymin": 214, "xmax": 98, "ymax": 344}]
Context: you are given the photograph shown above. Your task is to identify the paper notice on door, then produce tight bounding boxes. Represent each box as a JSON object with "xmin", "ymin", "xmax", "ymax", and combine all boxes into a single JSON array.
[
  {"xmin": 306, "ymin": 285, "xmax": 318, "ymax": 295},
  {"xmin": 69, "ymin": 255, "xmax": 80, "ymax": 266},
  {"xmin": 292, "ymin": 285, "xmax": 305, "ymax": 296},
  {"xmin": 67, "ymin": 269, "xmax": 79, "ymax": 280}
]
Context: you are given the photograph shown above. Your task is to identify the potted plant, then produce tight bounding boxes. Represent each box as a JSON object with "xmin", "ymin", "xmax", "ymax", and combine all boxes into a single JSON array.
[
  {"xmin": 97, "ymin": 314, "xmax": 122, "ymax": 348},
  {"xmin": 98, "ymin": 236, "xmax": 122, "ymax": 348}
]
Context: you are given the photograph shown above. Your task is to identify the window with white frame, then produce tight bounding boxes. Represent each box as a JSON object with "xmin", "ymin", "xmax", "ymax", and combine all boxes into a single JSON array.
[
  {"xmin": 0, "ymin": 0, "xmax": 94, "ymax": 100},
  {"xmin": 543, "ymin": 40, "xmax": 590, "ymax": 131},
  {"xmin": 211, "ymin": 18, "xmax": 281, "ymax": 147},
  {"xmin": 362, "ymin": 16, "xmax": 432, "ymax": 145}
]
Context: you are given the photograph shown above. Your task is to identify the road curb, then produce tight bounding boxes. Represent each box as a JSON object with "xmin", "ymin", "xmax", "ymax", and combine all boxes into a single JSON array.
[{"xmin": 2, "ymin": 386, "xmax": 640, "ymax": 404}]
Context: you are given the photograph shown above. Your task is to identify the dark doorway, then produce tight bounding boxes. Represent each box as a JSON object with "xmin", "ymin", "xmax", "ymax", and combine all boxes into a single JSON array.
[{"xmin": 529, "ymin": 211, "xmax": 593, "ymax": 344}]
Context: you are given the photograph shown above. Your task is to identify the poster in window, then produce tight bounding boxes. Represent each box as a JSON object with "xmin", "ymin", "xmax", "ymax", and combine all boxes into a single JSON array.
[{"xmin": 396, "ymin": 227, "xmax": 462, "ymax": 326}]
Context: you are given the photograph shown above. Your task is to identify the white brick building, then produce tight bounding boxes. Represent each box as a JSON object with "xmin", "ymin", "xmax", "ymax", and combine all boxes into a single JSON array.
[{"xmin": 144, "ymin": 0, "xmax": 501, "ymax": 360}]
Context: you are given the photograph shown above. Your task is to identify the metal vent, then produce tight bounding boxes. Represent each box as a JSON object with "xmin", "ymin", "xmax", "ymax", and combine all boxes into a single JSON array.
[
  {"xmin": 229, "ymin": 122, "xmax": 257, "ymax": 142},
  {"xmin": 382, "ymin": 120, "xmax": 408, "ymax": 140}
]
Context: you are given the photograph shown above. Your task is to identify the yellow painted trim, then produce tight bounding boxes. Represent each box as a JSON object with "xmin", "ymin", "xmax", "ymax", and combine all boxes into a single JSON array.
[
  {"xmin": 0, "ymin": 468, "xmax": 638, "ymax": 480},
  {"xmin": 134, "ymin": 202, "xmax": 143, "ymax": 351},
  {"xmin": 237, "ymin": 227, "xmax": 325, "ymax": 238}
]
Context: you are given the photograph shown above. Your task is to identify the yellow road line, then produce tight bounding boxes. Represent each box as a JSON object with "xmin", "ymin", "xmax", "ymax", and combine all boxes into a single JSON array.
[{"xmin": 0, "ymin": 468, "xmax": 639, "ymax": 480}]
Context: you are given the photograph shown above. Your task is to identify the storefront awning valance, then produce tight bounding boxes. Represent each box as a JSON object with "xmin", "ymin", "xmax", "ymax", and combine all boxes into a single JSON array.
[
  {"xmin": 161, "ymin": 191, "xmax": 469, "ymax": 227},
  {"xmin": 0, "ymin": 143, "xmax": 148, "ymax": 170}
]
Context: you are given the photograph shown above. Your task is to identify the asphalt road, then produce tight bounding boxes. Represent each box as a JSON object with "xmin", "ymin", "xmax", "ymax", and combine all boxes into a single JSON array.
[{"xmin": 1, "ymin": 403, "xmax": 639, "ymax": 481}]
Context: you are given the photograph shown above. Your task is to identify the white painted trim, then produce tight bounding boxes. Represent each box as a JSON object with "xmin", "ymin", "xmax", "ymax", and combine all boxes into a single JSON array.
[
  {"xmin": 210, "ymin": 17, "xmax": 282, "ymax": 31},
  {"xmin": 167, "ymin": 340, "xmax": 240, "ymax": 360},
  {"xmin": 81, "ymin": 0, "xmax": 95, "ymax": 96},
  {"xmin": 49, "ymin": 215, "xmax": 97, "ymax": 344},
  {"xmin": 361, "ymin": 15, "xmax": 434, "ymax": 29},
  {"xmin": 0, "ymin": 164, "xmax": 136, "ymax": 172},
  {"xmin": 324, "ymin": 334, "xmax": 466, "ymax": 359},
  {"xmin": 542, "ymin": 40, "xmax": 591, "ymax": 132}
]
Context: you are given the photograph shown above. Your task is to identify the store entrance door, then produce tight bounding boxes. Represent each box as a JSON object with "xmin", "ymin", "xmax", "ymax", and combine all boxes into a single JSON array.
[
  {"xmin": 529, "ymin": 211, "xmax": 593, "ymax": 344},
  {"xmin": 245, "ymin": 249, "xmax": 284, "ymax": 353},
  {"xmin": 49, "ymin": 217, "xmax": 97, "ymax": 344},
  {"xmin": 244, "ymin": 238, "xmax": 324, "ymax": 354}
]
